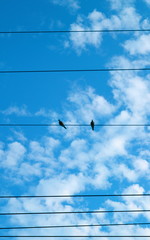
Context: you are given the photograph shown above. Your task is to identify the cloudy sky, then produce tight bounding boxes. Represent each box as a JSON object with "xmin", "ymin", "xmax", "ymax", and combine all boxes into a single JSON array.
[{"xmin": 0, "ymin": 0, "xmax": 150, "ymax": 239}]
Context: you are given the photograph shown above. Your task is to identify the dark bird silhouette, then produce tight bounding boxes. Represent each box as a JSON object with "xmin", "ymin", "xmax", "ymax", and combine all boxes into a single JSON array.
[
  {"xmin": 90, "ymin": 120, "xmax": 94, "ymax": 130},
  {"xmin": 58, "ymin": 119, "xmax": 67, "ymax": 129}
]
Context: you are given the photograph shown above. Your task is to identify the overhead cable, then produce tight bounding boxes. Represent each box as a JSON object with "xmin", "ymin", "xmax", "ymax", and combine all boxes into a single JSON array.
[
  {"xmin": 0, "ymin": 67, "xmax": 150, "ymax": 74},
  {"xmin": 0, "ymin": 235, "xmax": 149, "ymax": 238},
  {"xmin": 0, "ymin": 222, "xmax": 150, "ymax": 230},
  {"xmin": 0, "ymin": 124, "xmax": 149, "ymax": 127},
  {"xmin": 0, "ymin": 209, "xmax": 149, "ymax": 216},
  {"xmin": 0, "ymin": 193, "xmax": 149, "ymax": 198},
  {"xmin": 0, "ymin": 29, "xmax": 150, "ymax": 34}
]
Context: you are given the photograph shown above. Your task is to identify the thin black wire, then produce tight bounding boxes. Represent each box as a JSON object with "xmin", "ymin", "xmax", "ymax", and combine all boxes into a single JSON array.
[
  {"xmin": 0, "ymin": 68, "xmax": 150, "ymax": 74},
  {"xmin": 0, "ymin": 124, "xmax": 149, "ymax": 127},
  {"xmin": 0, "ymin": 222, "xmax": 150, "ymax": 230},
  {"xmin": 0, "ymin": 235, "xmax": 149, "ymax": 238},
  {"xmin": 0, "ymin": 29, "xmax": 150, "ymax": 34},
  {"xmin": 0, "ymin": 209, "xmax": 149, "ymax": 216},
  {"xmin": 0, "ymin": 193, "xmax": 149, "ymax": 198}
]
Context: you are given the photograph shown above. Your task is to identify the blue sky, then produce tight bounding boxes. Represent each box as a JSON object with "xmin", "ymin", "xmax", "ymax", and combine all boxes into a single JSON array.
[{"xmin": 0, "ymin": 0, "xmax": 150, "ymax": 239}]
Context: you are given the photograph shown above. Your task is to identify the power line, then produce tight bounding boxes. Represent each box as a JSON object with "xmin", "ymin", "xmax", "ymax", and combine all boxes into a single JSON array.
[
  {"xmin": 0, "ymin": 235, "xmax": 149, "ymax": 238},
  {"xmin": 0, "ymin": 67, "xmax": 150, "ymax": 74},
  {"xmin": 0, "ymin": 222, "xmax": 150, "ymax": 230},
  {"xmin": 0, "ymin": 209, "xmax": 149, "ymax": 216},
  {"xmin": 0, "ymin": 193, "xmax": 149, "ymax": 198},
  {"xmin": 0, "ymin": 124, "xmax": 149, "ymax": 127},
  {"xmin": 0, "ymin": 29, "xmax": 150, "ymax": 34}
]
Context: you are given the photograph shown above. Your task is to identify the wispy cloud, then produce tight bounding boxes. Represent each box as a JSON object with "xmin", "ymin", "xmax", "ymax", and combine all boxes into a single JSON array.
[
  {"xmin": 143, "ymin": 0, "xmax": 150, "ymax": 6},
  {"xmin": 1, "ymin": 105, "xmax": 30, "ymax": 116},
  {"xmin": 107, "ymin": 0, "xmax": 135, "ymax": 10},
  {"xmin": 12, "ymin": 130, "xmax": 27, "ymax": 142},
  {"xmin": 107, "ymin": 184, "xmax": 150, "ymax": 221},
  {"xmin": 51, "ymin": 0, "xmax": 80, "ymax": 10}
]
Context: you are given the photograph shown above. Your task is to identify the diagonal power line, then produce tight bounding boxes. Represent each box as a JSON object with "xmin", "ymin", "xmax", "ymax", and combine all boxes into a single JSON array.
[
  {"xmin": 0, "ymin": 67, "xmax": 150, "ymax": 74},
  {"xmin": 0, "ymin": 222, "xmax": 150, "ymax": 230},
  {"xmin": 0, "ymin": 209, "xmax": 149, "ymax": 216}
]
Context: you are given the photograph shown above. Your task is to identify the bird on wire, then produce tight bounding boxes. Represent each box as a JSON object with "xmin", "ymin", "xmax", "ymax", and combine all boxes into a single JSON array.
[
  {"xmin": 91, "ymin": 120, "xmax": 95, "ymax": 130},
  {"xmin": 58, "ymin": 120, "xmax": 67, "ymax": 129}
]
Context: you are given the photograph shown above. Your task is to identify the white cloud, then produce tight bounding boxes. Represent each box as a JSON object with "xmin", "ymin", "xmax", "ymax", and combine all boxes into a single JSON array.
[
  {"xmin": 124, "ymin": 34, "xmax": 150, "ymax": 55},
  {"xmin": 0, "ymin": 137, "xmax": 61, "ymax": 181},
  {"xmin": 19, "ymin": 162, "xmax": 42, "ymax": 178},
  {"xmin": 66, "ymin": 7, "xmax": 142, "ymax": 52},
  {"xmin": 114, "ymin": 164, "xmax": 138, "ymax": 181},
  {"xmin": 36, "ymin": 173, "xmax": 86, "ymax": 197},
  {"xmin": 133, "ymin": 158, "xmax": 149, "ymax": 173},
  {"xmin": 108, "ymin": 0, "xmax": 135, "ymax": 10},
  {"xmin": 51, "ymin": 0, "xmax": 80, "ymax": 10},
  {"xmin": 28, "ymin": 137, "xmax": 60, "ymax": 163},
  {"xmin": 47, "ymin": 86, "xmax": 115, "ymax": 140},
  {"xmin": 68, "ymin": 87, "xmax": 115, "ymax": 121},
  {"xmin": 108, "ymin": 56, "xmax": 150, "ymax": 117},
  {"xmin": 0, "ymin": 142, "xmax": 26, "ymax": 167},
  {"xmin": 35, "ymin": 108, "xmax": 52, "ymax": 117},
  {"xmin": 59, "ymin": 139, "xmax": 90, "ymax": 170},
  {"xmin": 143, "ymin": 0, "xmax": 150, "ymax": 5},
  {"xmin": 1, "ymin": 105, "xmax": 30, "ymax": 116},
  {"xmin": 106, "ymin": 184, "xmax": 150, "ymax": 221},
  {"xmin": 89, "ymin": 165, "xmax": 111, "ymax": 189},
  {"xmin": 140, "ymin": 149, "xmax": 150, "ymax": 158},
  {"xmin": 12, "ymin": 130, "xmax": 27, "ymax": 142}
]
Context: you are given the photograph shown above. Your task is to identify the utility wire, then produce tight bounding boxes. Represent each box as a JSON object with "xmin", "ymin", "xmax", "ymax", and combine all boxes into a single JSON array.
[
  {"xmin": 0, "ymin": 68, "xmax": 150, "ymax": 74},
  {"xmin": 0, "ymin": 235, "xmax": 149, "ymax": 238},
  {"xmin": 0, "ymin": 222, "xmax": 150, "ymax": 230},
  {"xmin": 0, "ymin": 193, "xmax": 149, "ymax": 198},
  {"xmin": 0, "ymin": 209, "xmax": 149, "ymax": 216},
  {"xmin": 0, "ymin": 124, "xmax": 149, "ymax": 127},
  {"xmin": 0, "ymin": 29, "xmax": 150, "ymax": 34}
]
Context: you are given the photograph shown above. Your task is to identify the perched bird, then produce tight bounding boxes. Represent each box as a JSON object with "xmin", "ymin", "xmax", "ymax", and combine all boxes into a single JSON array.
[
  {"xmin": 90, "ymin": 120, "xmax": 94, "ymax": 131},
  {"xmin": 58, "ymin": 119, "xmax": 67, "ymax": 129}
]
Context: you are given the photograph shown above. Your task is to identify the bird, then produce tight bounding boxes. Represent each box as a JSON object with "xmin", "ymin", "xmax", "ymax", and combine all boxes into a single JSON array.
[
  {"xmin": 90, "ymin": 120, "xmax": 94, "ymax": 130},
  {"xmin": 58, "ymin": 119, "xmax": 67, "ymax": 129}
]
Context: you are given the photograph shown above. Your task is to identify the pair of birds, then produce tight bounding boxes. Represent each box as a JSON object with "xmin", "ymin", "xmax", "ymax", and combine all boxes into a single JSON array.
[{"xmin": 58, "ymin": 120, "xmax": 95, "ymax": 130}]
